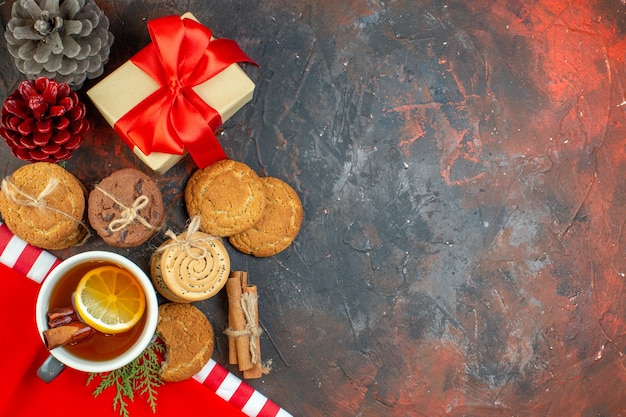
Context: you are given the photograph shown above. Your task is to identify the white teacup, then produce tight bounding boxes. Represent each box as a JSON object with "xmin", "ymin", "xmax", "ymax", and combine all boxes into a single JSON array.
[{"xmin": 35, "ymin": 251, "xmax": 158, "ymax": 378}]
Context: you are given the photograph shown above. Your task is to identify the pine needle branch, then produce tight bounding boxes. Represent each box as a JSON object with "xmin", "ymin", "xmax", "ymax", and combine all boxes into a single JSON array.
[{"xmin": 87, "ymin": 335, "xmax": 164, "ymax": 417}]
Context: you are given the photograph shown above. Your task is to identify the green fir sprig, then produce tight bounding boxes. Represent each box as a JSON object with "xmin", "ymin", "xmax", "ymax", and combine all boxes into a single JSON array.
[{"xmin": 86, "ymin": 336, "xmax": 166, "ymax": 417}]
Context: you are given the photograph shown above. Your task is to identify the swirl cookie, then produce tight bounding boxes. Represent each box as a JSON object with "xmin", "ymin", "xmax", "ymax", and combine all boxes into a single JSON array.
[
  {"xmin": 0, "ymin": 162, "xmax": 87, "ymax": 250},
  {"xmin": 229, "ymin": 177, "xmax": 303, "ymax": 257},
  {"xmin": 184, "ymin": 160, "xmax": 266, "ymax": 237},
  {"xmin": 157, "ymin": 303, "xmax": 214, "ymax": 382},
  {"xmin": 150, "ymin": 230, "xmax": 230, "ymax": 302},
  {"xmin": 88, "ymin": 168, "xmax": 164, "ymax": 247}
]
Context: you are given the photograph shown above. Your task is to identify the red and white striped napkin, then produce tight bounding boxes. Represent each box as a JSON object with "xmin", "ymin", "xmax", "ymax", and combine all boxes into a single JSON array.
[
  {"xmin": 0, "ymin": 222, "xmax": 60, "ymax": 283},
  {"xmin": 0, "ymin": 222, "xmax": 291, "ymax": 417}
]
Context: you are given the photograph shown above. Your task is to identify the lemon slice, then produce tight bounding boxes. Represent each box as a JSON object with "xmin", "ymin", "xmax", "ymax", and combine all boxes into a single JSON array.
[{"xmin": 74, "ymin": 265, "xmax": 146, "ymax": 334}]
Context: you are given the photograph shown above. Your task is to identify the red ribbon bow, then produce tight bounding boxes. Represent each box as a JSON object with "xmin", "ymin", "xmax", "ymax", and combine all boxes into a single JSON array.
[{"xmin": 114, "ymin": 15, "xmax": 256, "ymax": 168}]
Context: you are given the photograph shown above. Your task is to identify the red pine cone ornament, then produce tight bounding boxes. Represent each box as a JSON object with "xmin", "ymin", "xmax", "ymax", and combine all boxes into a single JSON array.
[{"xmin": 0, "ymin": 77, "xmax": 89, "ymax": 163}]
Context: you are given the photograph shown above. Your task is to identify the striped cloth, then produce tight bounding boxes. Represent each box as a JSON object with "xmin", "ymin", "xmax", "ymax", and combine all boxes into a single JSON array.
[
  {"xmin": 0, "ymin": 222, "xmax": 291, "ymax": 417},
  {"xmin": 0, "ymin": 222, "xmax": 60, "ymax": 283}
]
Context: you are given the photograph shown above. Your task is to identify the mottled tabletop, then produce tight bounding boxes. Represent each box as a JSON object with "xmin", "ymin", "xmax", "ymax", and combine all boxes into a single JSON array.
[{"xmin": 2, "ymin": 0, "xmax": 626, "ymax": 416}]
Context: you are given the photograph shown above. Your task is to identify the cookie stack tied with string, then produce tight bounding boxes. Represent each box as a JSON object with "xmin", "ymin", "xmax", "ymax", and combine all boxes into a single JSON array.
[
  {"xmin": 87, "ymin": 168, "xmax": 165, "ymax": 247},
  {"xmin": 0, "ymin": 162, "xmax": 88, "ymax": 250},
  {"xmin": 184, "ymin": 159, "xmax": 303, "ymax": 257},
  {"xmin": 150, "ymin": 216, "xmax": 231, "ymax": 303}
]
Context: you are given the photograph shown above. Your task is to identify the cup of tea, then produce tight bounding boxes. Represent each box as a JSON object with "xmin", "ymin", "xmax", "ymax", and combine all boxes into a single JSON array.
[{"xmin": 35, "ymin": 251, "xmax": 158, "ymax": 379}]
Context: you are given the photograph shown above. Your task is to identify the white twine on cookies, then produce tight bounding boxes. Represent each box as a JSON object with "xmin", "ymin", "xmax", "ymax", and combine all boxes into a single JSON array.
[
  {"xmin": 94, "ymin": 185, "xmax": 157, "ymax": 233},
  {"xmin": 1, "ymin": 176, "xmax": 91, "ymax": 244},
  {"xmin": 1, "ymin": 177, "xmax": 59, "ymax": 209},
  {"xmin": 224, "ymin": 292, "xmax": 265, "ymax": 366},
  {"xmin": 157, "ymin": 215, "xmax": 218, "ymax": 259}
]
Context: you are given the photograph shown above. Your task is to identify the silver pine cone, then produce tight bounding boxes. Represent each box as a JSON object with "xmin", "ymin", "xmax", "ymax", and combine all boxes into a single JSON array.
[{"xmin": 5, "ymin": 0, "xmax": 114, "ymax": 89}]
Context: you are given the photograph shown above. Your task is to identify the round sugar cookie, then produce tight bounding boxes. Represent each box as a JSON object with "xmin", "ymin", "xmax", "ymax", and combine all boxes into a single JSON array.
[
  {"xmin": 184, "ymin": 160, "xmax": 266, "ymax": 237},
  {"xmin": 229, "ymin": 177, "xmax": 303, "ymax": 257},
  {"xmin": 157, "ymin": 303, "xmax": 214, "ymax": 382},
  {"xmin": 150, "ymin": 231, "xmax": 230, "ymax": 302},
  {"xmin": 0, "ymin": 162, "xmax": 87, "ymax": 250},
  {"xmin": 88, "ymin": 168, "xmax": 164, "ymax": 247}
]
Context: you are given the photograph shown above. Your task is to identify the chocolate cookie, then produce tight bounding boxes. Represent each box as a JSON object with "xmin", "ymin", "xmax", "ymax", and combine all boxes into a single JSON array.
[
  {"xmin": 0, "ymin": 162, "xmax": 87, "ymax": 250},
  {"xmin": 185, "ymin": 160, "xmax": 266, "ymax": 237},
  {"xmin": 88, "ymin": 168, "xmax": 164, "ymax": 247},
  {"xmin": 157, "ymin": 303, "xmax": 214, "ymax": 382},
  {"xmin": 229, "ymin": 177, "xmax": 303, "ymax": 257}
]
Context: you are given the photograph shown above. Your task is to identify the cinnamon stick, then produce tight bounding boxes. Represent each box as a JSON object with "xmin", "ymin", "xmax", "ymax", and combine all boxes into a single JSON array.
[
  {"xmin": 47, "ymin": 306, "xmax": 75, "ymax": 322},
  {"xmin": 225, "ymin": 270, "xmax": 267, "ymax": 379},
  {"xmin": 226, "ymin": 271, "xmax": 254, "ymax": 371},
  {"xmin": 242, "ymin": 285, "xmax": 262, "ymax": 379},
  {"xmin": 48, "ymin": 313, "xmax": 79, "ymax": 328},
  {"xmin": 226, "ymin": 272, "xmax": 242, "ymax": 365},
  {"xmin": 47, "ymin": 306, "xmax": 79, "ymax": 328},
  {"xmin": 43, "ymin": 321, "xmax": 95, "ymax": 350}
]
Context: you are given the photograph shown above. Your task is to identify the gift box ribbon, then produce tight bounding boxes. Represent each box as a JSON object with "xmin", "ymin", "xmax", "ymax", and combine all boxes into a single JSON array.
[
  {"xmin": 0, "ymin": 222, "xmax": 291, "ymax": 417},
  {"xmin": 114, "ymin": 15, "xmax": 257, "ymax": 169}
]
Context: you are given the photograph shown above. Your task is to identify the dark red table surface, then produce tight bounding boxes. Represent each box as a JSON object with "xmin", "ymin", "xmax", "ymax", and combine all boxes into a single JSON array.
[{"xmin": 3, "ymin": 1, "xmax": 626, "ymax": 416}]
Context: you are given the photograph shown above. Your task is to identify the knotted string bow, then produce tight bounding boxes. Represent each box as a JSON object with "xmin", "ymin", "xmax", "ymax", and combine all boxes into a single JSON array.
[
  {"xmin": 115, "ymin": 15, "xmax": 257, "ymax": 168},
  {"xmin": 156, "ymin": 215, "xmax": 218, "ymax": 259},
  {"xmin": 93, "ymin": 185, "xmax": 157, "ymax": 233}
]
